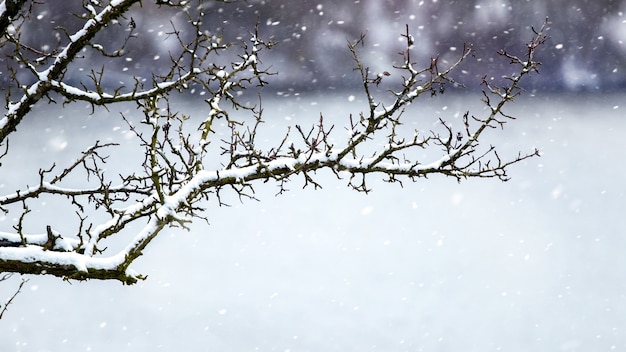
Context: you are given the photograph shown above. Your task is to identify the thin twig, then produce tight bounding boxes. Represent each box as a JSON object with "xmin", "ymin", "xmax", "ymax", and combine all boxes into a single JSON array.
[{"xmin": 0, "ymin": 276, "xmax": 28, "ymax": 320}]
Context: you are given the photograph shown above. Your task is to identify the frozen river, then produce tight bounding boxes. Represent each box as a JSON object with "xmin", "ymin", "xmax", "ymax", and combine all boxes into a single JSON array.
[{"xmin": 1, "ymin": 92, "xmax": 625, "ymax": 351}]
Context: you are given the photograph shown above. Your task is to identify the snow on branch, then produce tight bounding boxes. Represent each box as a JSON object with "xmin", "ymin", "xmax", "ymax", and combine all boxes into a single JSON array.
[
  {"xmin": 0, "ymin": 5, "xmax": 549, "ymax": 284},
  {"xmin": 0, "ymin": 0, "xmax": 162, "ymax": 143}
]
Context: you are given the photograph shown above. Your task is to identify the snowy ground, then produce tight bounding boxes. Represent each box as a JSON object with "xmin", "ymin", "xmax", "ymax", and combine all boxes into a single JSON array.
[{"xmin": 1, "ymin": 92, "xmax": 625, "ymax": 351}]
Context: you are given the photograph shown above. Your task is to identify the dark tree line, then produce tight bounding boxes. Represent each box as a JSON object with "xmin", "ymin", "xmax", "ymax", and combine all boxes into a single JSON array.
[{"xmin": 3, "ymin": 0, "xmax": 622, "ymax": 91}]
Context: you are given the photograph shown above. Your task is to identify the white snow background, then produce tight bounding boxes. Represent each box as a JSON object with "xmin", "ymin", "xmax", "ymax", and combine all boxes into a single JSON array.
[{"xmin": 1, "ymin": 92, "xmax": 625, "ymax": 351}]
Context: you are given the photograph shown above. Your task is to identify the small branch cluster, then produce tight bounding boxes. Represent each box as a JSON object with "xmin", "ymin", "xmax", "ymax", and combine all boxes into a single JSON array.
[{"xmin": 0, "ymin": 0, "xmax": 549, "ymax": 285}]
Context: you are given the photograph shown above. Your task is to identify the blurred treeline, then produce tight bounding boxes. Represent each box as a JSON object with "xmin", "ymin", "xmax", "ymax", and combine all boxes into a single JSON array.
[{"xmin": 8, "ymin": 0, "xmax": 626, "ymax": 92}]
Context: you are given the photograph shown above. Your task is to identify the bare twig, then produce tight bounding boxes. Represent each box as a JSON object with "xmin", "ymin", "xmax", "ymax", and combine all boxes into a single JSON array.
[{"xmin": 0, "ymin": 275, "xmax": 28, "ymax": 320}]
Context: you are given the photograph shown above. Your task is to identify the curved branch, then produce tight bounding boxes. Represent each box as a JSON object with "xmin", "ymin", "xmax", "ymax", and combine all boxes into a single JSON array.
[{"xmin": 0, "ymin": 0, "xmax": 141, "ymax": 143}]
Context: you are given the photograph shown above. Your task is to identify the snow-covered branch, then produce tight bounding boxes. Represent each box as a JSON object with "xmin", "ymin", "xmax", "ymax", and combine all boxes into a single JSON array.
[
  {"xmin": 0, "ymin": 0, "xmax": 548, "ymax": 285},
  {"xmin": 0, "ymin": 0, "xmax": 143, "ymax": 144}
]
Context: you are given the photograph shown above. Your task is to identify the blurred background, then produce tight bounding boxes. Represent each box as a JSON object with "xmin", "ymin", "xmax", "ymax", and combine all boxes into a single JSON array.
[
  {"xmin": 1, "ymin": 1, "xmax": 626, "ymax": 351},
  {"xmin": 8, "ymin": 0, "xmax": 626, "ymax": 92}
]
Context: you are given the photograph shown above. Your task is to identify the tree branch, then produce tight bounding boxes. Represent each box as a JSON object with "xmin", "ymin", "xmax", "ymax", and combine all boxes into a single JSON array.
[
  {"xmin": 0, "ymin": 12, "xmax": 549, "ymax": 283},
  {"xmin": 0, "ymin": 274, "xmax": 28, "ymax": 319},
  {"xmin": 0, "ymin": 0, "xmax": 141, "ymax": 144}
]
